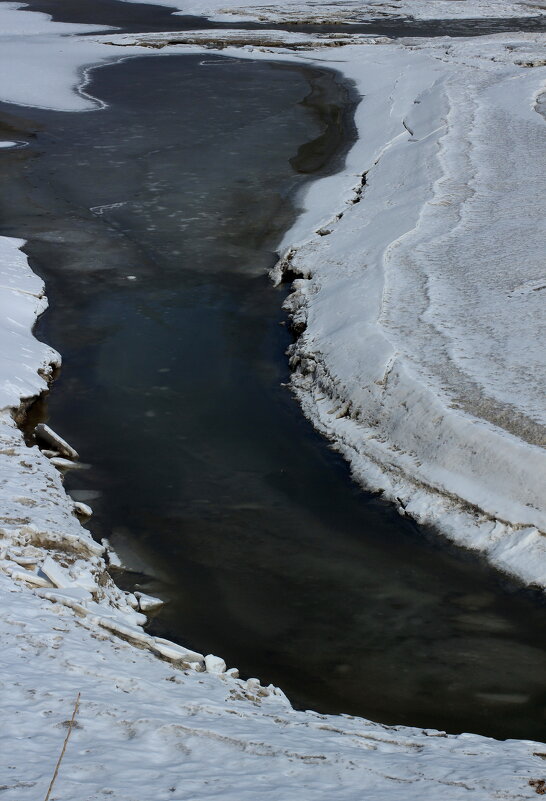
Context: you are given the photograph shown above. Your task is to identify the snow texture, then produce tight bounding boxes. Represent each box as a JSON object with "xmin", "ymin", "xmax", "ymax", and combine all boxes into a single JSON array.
[
  {"xmin": 119, "ymin": 0, "xmax": 546, "ymax": 22},
  {"xmin": 271, "ymin": 37, "xmax": 546, "ymax": 588},
  {"xmin": 3, "ymin": 567, "xmax": 546, "ymax": 801},
  {"xmin": 0, "ymin": 2, "xmax": 545, "ymax": 796}
]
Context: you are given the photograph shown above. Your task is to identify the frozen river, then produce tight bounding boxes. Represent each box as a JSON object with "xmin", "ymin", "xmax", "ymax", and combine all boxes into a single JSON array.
[{"xmin": 0, "ymin": 39, "xmax": 545, "ymax": 741}]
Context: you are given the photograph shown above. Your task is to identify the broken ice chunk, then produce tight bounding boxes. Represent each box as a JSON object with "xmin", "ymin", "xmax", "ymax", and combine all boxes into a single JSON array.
[
  {"xmin": 73, "ymin": 501, "xmax": 93, "ymax": 518},
  {"xmin": 225, "ymin": 667, "xmax": 239, "ymax": 679},
  {"xmin": 204, "ymin": 654, "xmax": 226, "ymax": 674},
  {"xmin": 35, "ymin": 423, "xmax": 79, "ymax": 459},
  {"xmin": 7, "ymin": 565, "xmax": 51, "ymax": 587},
  {"xmin": 153, "ymin": 637, "xmax": 204, "ymax": 666},
  {"xmin": 50, "ymin": 457, "xmax": 84, "ymax": 471},
  {"xmin": 134, "ymin": 591, "xmax": 164, "ymax": 612},
  {"xmin": 102, "ymin": 539, "xmax": 123, "ymax": 568},
  {"xmin": 41, "ymin": 555, "xmax": 73, "ymax": 589}
]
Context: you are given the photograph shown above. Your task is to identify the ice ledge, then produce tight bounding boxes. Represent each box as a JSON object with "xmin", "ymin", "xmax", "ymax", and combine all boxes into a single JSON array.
[{"xmin": 275, "ymin": 40, "xmax": 546, "ymax": 588}]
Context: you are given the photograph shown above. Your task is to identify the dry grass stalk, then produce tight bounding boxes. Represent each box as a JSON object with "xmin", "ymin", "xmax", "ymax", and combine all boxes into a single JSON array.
[{"xmin": 43, "ymin": 692, "xmax": 81, "ymax": 801}]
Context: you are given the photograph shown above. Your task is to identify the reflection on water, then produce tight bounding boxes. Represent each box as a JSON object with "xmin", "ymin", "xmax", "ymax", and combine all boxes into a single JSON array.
[{"xmin": 0, "ymin": 53, "xmax": 545, "ymax": 741}]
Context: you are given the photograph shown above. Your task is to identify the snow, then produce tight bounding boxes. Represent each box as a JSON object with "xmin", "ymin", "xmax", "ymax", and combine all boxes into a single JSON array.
[
  {"xmin": 0, "ymin": 1, "xmax": 545, "ymax": 796},
  {"xmin": 2, "ymin": 569, "xmax": 546, "ymax": 800},
  {"xmin": 205, "ymin": 653, "xmax": 228, "ymax": 673},
  {"xmin": 278, "ymin": 39, "xmax": 546, "ymax": 588},
  {"xmin": 0, "ymin": 236, "xmax": 60, "ymax": 409},
  {"xmin": 276, "ymin": 36, "xmax": 546, "ymax": 588},
  {"xmin": 0, "ymin": 2, "xmax": 122, "ymax": 111},
  {"xmin": 118, "ymin": 0, "xmax": 545, "ymax": 23}
]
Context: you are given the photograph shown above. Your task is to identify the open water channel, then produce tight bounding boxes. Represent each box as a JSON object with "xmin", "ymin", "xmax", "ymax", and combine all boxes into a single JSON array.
[{"xmin": 0, "ymin": 0, "xmax": 545, "ymax": 742}]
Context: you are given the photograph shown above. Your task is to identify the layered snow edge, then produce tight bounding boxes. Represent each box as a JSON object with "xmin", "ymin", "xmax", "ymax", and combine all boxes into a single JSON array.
[{"xmin": 268, "ymin": 38, "xmax": 546, "ymax": 589}]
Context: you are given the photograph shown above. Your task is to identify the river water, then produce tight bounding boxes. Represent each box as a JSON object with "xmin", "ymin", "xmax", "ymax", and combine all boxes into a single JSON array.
[{"xmin": 0, "ymin": 33, "xmax": 545, "ymax": 741}]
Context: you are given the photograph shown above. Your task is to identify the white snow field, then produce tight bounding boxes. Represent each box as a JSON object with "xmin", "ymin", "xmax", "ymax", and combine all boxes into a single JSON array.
[
  {"xmin": 0, "ymin": 1, "xmax": 545, "ymax": 797},
  {"xmin": 4, "ymin": 564, "xmax": 546, "ymax": 801}
]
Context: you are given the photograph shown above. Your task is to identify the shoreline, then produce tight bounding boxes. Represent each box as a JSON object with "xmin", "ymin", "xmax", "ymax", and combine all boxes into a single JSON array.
[
  {"xmin": 6, "ymin": 38, "xmax": 545, "ymax": 738},
  {"xmin": 269, "ymin": 37, "xmax": 546, "ymax": 589}
]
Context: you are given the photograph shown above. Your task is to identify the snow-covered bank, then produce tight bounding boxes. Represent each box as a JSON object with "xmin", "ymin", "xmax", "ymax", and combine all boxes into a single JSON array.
[
  {"xmin": 4, "ymin": 565, "xmax": 546, "ymax": 801},
  {"xmin": 119, "ymin": 0, "xmax": 545, "ymax": 23},
  {"xmin": 273, "ymin": 35, "xmax": 546, "ymax": 588},
  {"xmin": 0, "ymin": 236, "xmax": 59, "ymax": 408}
]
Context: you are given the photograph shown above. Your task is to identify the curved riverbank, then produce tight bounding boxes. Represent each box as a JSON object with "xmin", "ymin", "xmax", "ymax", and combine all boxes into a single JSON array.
[
  {"xmin": 0, "ymin": 41, "xmax": 544, "ymax": 739},
  {"xmin": 269, "ymin": 37, "xmax": 546, "ymax": 590}
]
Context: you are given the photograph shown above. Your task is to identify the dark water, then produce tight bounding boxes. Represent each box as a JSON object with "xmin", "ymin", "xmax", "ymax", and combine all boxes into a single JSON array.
[
  {"xmin": 7, "ymin": 0, "xmax": 546, "ymax": 36},
  {"xmin": 1, "ymin": 53, "xmax": 545, "ymax": 742}
]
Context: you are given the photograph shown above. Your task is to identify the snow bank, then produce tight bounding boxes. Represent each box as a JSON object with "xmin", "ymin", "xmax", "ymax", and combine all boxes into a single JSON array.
[
  {"xmin": 0, "ymin": 236, "xmax": 59, "ymax": 409},
  {"xmin": 118, "ymin": 0, "xmax": 545, "ymax": 23},
  {"xmin": 2, "ymin": 568, "xmax": 546, "ymax": 801},
  {"xmin": 270, "ymin": 37, "xmax": 546, "ymax": 588}
]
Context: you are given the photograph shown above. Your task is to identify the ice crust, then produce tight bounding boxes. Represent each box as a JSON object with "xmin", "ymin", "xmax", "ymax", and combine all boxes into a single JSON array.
[
  {"xmin": 0, "ymin": 2, "xmax": 118, "ymax": 111},
  {"xmin": 0, "ymin": 2, "xmax": 545, "ymax": 796}
]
